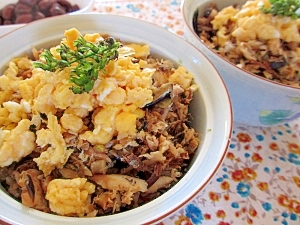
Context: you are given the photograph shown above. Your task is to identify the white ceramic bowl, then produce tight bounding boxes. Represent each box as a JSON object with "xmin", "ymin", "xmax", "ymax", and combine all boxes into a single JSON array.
[
  {"xmin": 0, "ymin": 13, "xmax": 232, "ymax": 225},
  {"xmin": 181, "ymin": 0, "xmax": 300, "ymax": 127},
  {"xmin": 0, "ymin": 0, "xmax": 94, "ymax": 37}
]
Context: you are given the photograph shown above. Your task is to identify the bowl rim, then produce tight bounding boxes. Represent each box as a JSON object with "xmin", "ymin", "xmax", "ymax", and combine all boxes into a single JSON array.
[
  {"xmin": 70, "ymin": 0, "xmax": 95, "ymax": 15},
  {"xmin": 0, "ymin": 13, "xmax": 233, "ymax": 225},
  {"xmin": 180, "ymin": 0, "xmax": 300, "ymax": 91}
]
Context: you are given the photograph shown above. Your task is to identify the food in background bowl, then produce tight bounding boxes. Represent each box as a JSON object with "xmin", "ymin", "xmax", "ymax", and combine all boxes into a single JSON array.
[
  {"xmin": 181, "ymin": 0, "xmax": 300, "ymax": 126},
  {"xmin": 193, "ymin": 0, "xmax": 300, "ymax": 87},
  {"xmin": 0, "ymin": 14, "xmax": 232, "ymax": 225}
]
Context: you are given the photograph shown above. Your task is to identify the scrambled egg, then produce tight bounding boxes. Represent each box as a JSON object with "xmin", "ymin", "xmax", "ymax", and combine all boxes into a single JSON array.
[
  {"xmin": 0, "ymin": 28, "xmax": 155, "ymax": 171},
  {"xmin": 211, "ymin": 0, "xmax": 300, "ymax": 45},
  {"xmin": 46, "ymin": 178, "xmax": 95, "ymax": 216},
  {"xmin": 169, "ymin": 66, "xmax": 195, "ymax": 90},
  {"xmin": 60, "ymin": 113, "xmax": 84, "ymax": 134},
  {"xmin": 33, "ymin": 113, "xmax": 73, "ymax": 176},
  {"xmin": 79, "ymin": 106, "xmax": 120, "ymax": 145},
  {"xmin": 0, "ymin": 119, "xmax": 36, "ymax": 167}
]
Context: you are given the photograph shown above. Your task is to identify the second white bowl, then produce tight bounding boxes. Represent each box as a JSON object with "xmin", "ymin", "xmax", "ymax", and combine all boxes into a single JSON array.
[{"xmin": 181, "ymin": 0, "xmax": 300, "ymax": 127}]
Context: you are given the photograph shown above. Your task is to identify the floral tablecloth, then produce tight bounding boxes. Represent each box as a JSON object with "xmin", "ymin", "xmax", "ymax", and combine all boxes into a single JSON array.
[{"xmin": 93, "ymin": 0, "xmax": 300, "ymax": 225}]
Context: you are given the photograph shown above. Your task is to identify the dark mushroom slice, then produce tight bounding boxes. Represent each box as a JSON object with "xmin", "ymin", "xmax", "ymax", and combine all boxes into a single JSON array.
[
  {"xmin": 270, "ymin": 59, "xmax": 287, "ymax": 70},
  {"xmin": 17, "ymin": 169, "xmax": 50, "ymax": 212},
  {"xmin": 144, "ymin": 83, "xmax": 173, "ymax": 108}
]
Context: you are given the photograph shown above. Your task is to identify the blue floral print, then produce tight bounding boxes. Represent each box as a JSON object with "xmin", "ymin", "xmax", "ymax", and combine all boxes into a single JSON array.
[
  {"xmin": 236, "ymin": 182, "xmax": 250, "ymax": 198},
  {"xmin": 185, "ymin": 204, "xmax": 204, "ymax": 225}
]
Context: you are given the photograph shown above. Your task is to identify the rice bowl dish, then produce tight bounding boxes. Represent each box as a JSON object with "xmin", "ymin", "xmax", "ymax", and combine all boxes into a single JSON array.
[
  {"xmin": 0, "ymin": 27, "xmax": 200, "ymax": 217},
  {"xmin": 0, "ymin": 13, "xmax": 232, "ymax": 225}
]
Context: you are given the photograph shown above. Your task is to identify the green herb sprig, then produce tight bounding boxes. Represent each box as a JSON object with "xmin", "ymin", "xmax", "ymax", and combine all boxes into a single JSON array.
[
  {"xmin": 260, "ymin": 0, "xmax": 300, "ymax": 20},
  {"xmin": 34, "ymin": 36, "xmax": 120, "ymax": 94}
]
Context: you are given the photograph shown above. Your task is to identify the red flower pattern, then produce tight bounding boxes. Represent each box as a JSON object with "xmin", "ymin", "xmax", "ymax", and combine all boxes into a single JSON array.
[
  {"xmin": 204, "ymin": 214, "xmax": 211, "ymax": 220},
  {"xmin": 221, "ymin": 181, "xmax": 230, "ymax": 190},
  {"xmin": 249, "ymin": 208, "xmax": 257, "ymax": 217},
  {"xmin": 288, "ymin": 143, "xmax": 300, "ymax": 155},
  {"xmin": 209, "ymin": 191, "xmax": 220, "ymax": 202},
  {"xmin": 218, "ymin": 222, "xmax": 230, "ymax": 225},
  {"xmin": 269, "ymin": 142, "xmax": 279, "ymax": 151},
  {"xmin": 231, "ymin": 169, "xmax": 244, "ymax": 181},
  {"xmin": 293, "ymin": 176, "xmax": 300, "ymax": 188},
  {"xmin": 226, "ymin": 152, "xmax": 235, "ymax": 160},
  {"xmin": 237, "ymin": 132, "xmax": 252, "ymax": 143},
  {"xmin": 216, "ymin": 210, "xmax": 226, "ymax": 219},
  {"xmin": 257, "ymin": 182, "xmax": 269, "ymax": 191},
  {"xmin": 242, "ymin": 167, "xmax": 257, "ymax": 180},
  {"xmin": 251, "ymin": 153, "xmax": 262, "ymax": 162}
]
